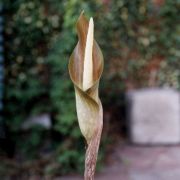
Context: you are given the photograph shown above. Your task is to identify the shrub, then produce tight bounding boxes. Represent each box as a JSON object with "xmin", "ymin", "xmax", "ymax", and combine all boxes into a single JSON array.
[
  {"xmin": 98, "ymin": 0, "xmax": 179, "ymax": 96},
  {"xmin": 3, "ymin": 0, "xmax": 100, "ymax": 175}
]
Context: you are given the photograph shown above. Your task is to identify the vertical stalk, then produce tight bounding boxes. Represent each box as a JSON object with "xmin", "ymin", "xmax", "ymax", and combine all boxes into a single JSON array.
[{"xmin": 84, "ymin": 121, "xmax": 103, "ymax": 180}]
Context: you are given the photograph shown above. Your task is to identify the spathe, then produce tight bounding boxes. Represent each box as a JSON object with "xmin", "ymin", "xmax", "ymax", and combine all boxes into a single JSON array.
[{"xmin": 68, "ymin": 12, "xmax": 104, "ymax": 180}]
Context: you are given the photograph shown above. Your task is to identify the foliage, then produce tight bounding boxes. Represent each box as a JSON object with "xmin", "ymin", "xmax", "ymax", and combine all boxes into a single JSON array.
[
  {"xmin": 98, "ymin": 0, "xmax": 179, "ymax": 98},
  {"xmin": 2, "ymin": 0, "xmax": 180, "ymax": 177},
  {"xmin": 3, "ymin": 0, "xmax": 100, "ymax": 175}
]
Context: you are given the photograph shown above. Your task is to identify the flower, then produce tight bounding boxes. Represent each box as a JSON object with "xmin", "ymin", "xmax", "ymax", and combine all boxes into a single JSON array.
[
  {"xmin": 69, "ymin": 12, "xmax": 104, "ymax": 179},
  {"xmin": 69, "ymin": 12, "xmax": 103, "ymax": 142}
]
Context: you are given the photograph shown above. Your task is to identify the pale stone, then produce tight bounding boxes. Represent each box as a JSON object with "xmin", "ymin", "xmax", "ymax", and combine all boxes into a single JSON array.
[
  {"xmin": 21, "ymin": 113, "xmax": 51, "ymax": 130},
  {"xmin": 127, "ymin": 88, "xmax": 180, "ymax": 144}
]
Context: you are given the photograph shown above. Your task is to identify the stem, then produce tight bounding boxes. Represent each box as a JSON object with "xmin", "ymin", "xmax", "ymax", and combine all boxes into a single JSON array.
[{"xmin": 84, "ymin": 107, "xmax": 103, "ymax": 180}]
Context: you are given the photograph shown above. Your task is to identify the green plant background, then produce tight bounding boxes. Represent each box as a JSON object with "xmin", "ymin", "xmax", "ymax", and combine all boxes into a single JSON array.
[{"xmin": 2, "ymin": 0, "xmax": 180, "ymax": 177}]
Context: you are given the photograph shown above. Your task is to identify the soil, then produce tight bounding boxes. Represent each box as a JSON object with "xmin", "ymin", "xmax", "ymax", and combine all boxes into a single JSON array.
[{"xmin": 60, "ymin": 143, "xmax": 180, "ymax": 180}]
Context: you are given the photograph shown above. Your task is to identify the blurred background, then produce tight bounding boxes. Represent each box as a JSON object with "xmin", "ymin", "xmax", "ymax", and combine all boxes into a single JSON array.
[{"xmin": 0, "ymin": 0, "xmax": 179, "ymax": 179}]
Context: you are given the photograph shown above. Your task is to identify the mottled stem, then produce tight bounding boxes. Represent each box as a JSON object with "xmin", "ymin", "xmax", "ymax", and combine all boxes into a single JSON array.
[{"xmin": 84, "ymin": 105, "xmax": 103, "ymax": 180}]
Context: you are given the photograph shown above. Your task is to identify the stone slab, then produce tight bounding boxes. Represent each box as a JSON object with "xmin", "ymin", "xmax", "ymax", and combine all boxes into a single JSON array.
[
  {"xmin": 126, "ymin": 88, "xmax": 180, "ymax": 144},
  {"xmin": 21, "ymin": 113, "xmax": 52, "ymax": 130}
]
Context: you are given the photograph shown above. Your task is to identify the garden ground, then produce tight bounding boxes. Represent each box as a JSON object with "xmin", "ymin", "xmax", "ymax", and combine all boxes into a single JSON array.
[{"xmin": 60, "ymin": 143, "xmax": 180, "ymax": 180}]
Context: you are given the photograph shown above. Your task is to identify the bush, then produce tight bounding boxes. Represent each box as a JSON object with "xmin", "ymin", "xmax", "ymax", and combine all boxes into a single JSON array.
[
  {"xmin": 3, "ymin": 0, "xmax": 101, "ymax": 175},
  {"xmin": 98, "ymin": 0, "xmax": 179, "ymax": 96}
]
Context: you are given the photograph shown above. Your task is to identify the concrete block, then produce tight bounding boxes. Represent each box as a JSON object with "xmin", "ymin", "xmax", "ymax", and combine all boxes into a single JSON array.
[
  {"xmin": 21, "ymin": 113, "xmax": 52, "ymax": 130},
  {"xmin": 127, "ymin": 88, "xmax": 180, "ymax": 144}
]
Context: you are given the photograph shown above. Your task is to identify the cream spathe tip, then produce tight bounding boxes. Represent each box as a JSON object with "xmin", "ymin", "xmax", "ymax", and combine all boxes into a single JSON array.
[{"xmin": 82, "ymin": 17, "xmax": 94, "ymax": 91}]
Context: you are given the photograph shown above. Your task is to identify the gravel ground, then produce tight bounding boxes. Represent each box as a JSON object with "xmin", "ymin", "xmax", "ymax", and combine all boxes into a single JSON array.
[{"xmin": 59, "ymin": 143, "xmax": 180, "ymax": 180}]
